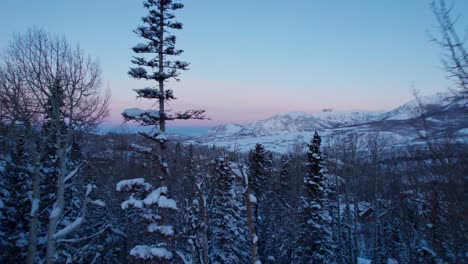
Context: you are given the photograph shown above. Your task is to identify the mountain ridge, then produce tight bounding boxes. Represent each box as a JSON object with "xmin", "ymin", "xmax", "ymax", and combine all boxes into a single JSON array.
[{"xmin": 192, "ymin": 92, "xmax": 468, "ymax": 153}]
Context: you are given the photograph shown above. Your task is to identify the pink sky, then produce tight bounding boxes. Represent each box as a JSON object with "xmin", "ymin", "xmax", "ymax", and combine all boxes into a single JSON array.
[{"xmin": 105, "ymin": 78, "xmax": 419, "ymax": 128}]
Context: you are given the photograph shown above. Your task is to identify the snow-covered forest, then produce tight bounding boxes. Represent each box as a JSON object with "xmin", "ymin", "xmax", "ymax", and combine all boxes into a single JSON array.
[{"xmin": 0, "ymin": 0, "xmax": 467, "ymax": 263}]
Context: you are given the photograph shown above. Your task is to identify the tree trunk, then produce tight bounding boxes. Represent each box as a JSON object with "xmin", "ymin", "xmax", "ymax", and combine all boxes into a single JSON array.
[
  {"xmin": 240, "ymin": 167, "xmax": 259, "ymax": 264},
  {"xmin": 45, "ymin": 144, "xmax": 67, "ymax": 264},
  {"xmin": 26, "ymin": 145, "xmax": 41, "ymax": 264},
  {"xmin": 197, "ymin": 186, "xmax": 209, "ymax": 264},
  {"xmin": 158, "ymin": 3, "xmax": 165, "ymax": 133}
]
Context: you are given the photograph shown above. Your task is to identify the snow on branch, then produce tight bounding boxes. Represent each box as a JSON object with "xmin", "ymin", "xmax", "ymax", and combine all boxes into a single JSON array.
[
  {"xmin": 249, "ymin": 194, "xmax": 257, "ymax": 204},
  {"xmin": 157, "ymin": 195, "xmax": 177, "ymax": 209},
  {"xmin": 130, "ymin": 143, "xmax": 152, "ymax": 154},
  {"xmin": 167, "ymin": 109, "xmax": 208, "ymax": 121},
  {"xmin": 132, "ymin": 43, "xmax": 156, "ymax": 53},
  {"xmin": 147, "ymin": 224, "xmax": 174, "ymax": 236},
  {"xmin": 121, "ymin": 195, "xmax": 144, "ymax": 210},
  {"xmin": 134, "ymin": 87, "xmax": 176, "ymax": 101},
  {"xmin": 139, "ymin": 131, "xmax": 166, "ymax": 145},
  {"xmin": 128, "ymin": 67, "xmax": 148, "ymax": 79},
  {"xmin": 30, "ymin": 198, "xmax": 39, "ymax": 216},
  {"xmin": 130, "ymin": 245, "xmax": 173, "ymax": 260},
  {"xmin": 116, "ymin": 178, "xmax": 152, "ymax": 192},
  {"xmin": 90, "ymin": 199, "xmax": 106, "ymax": 207},
  {"xmin": 86, "ymin": 183, "xmax": 97, "ymax": 196},
  {"xmin": 54, "ymin": 217, "xmax": 84, "ymax": 239},
  {"xmin": 140, "ymin": 186, "xmax": 178, "ymax": 209},
  {"xmin": 54, "ymin": 184, "xmax": 105, "ymax": 239},
  {"xmin": 64, "ymin": 164, "xmax": 83, "ymax": 183},
  {"xmin": 143, "ymin": 187, "xmax": 168, "ymax": 205},
  {"xmin": 122, "ymin": 108, "xmax": 161, "ymax": 126}
]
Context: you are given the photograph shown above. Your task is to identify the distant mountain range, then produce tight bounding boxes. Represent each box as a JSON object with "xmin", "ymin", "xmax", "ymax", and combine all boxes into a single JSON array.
[{"xmin": 187, "ymin": 93, "xmax": 468, "ymax": 153}]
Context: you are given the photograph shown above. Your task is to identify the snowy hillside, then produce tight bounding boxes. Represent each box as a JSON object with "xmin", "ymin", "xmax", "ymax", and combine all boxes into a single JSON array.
[
  {"xmin": 210, "ymin": 109, "xmax": 383, "ymax": 138},
  {"xmin": 191, "ymin": 93, "xmax": 468, "ymax": 153},
  {"xmin": 378, "ymin": 92, "xmax": 455, "ymax": 120}
]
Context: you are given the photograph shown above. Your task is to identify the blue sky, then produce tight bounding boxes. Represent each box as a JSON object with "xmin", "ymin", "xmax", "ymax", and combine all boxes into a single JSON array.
[{"xmin": 1, "ymin": 0, "xmax": 467, "ymax": 132}]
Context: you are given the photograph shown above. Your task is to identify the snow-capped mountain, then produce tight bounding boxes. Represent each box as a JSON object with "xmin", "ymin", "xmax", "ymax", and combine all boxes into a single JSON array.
[
  {"xmin": 190, "ymin": 93, "xmax": 468, "ymax": 153},
  {"xmin": 207, "ymin": 123, "xmax": 243, "ymax": 137},
  {"xmin": 378, "ymin": 92, "xmax": 455, "ymax": 121},
  {"xmin": 237, "ymin": 110, "xmax": 383, "ymax": 137}
]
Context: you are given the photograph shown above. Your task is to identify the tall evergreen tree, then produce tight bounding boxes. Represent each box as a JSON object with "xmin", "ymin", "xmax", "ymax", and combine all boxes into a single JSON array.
[
  {"xmin": 1, "ymin": 135, "xmax": 31, "ymax": 261},
  {"xmin": 278, "ymin": 153, "xmax": 291, "ymax": 192},
  {"xmin": 123, "ymin": 0, "xmax": 205, "ymax": 141},
  {"xmin": 116, "ymin": 177, "xmax": 178, "ymax": 262},
  {"xmin": 208, "ymin": 156, "xmax": 249, "ymax": 263},
  {"xmin": 247, "ymin": 143, "xmax": 272, "ymax": 195},
  {"xmin": 41, "ymin": 80, "xmax": 68, "ymax": 184},
  {"xmin": 246, "ymin": 143, "xmax": 272, "ymax": 258},
  {"xmin": 183, "ymin": 145, "xmax": 209, "ymax": 264},
  {"xmin": 120, "ymin": 1, "xmax": 207, "ymax": 261},
  {"xmin": 294, "ymin": 131, "xmax": 335, "ymax": 263}
]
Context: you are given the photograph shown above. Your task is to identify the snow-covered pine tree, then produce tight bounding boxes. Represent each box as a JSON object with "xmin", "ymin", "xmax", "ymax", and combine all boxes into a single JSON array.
[
  {"xmin": 120, "ymin": 2, "xmax": 207, "ymax": 261},
  {"xmin": 123, "ymin": 0, "xmax": 206, "ymax": 142},
  {"xmin": 183, "ymin": 145, "xmax": 209, "ymax": 264},
  {"xmin": 247, "ymin": 143, "xmax": 272, "ymax": 195},
  {"xmin": 294, "ymin": 131, "xmax": 335, "ymax": 263},
  {"xmin": 208, "ymin": 156, "xmax": 249, "ymax": 263},
  {"xmin": 116, "ymin": 177, "xmax": 178, "ymax": 262},
  {"xmin": 246, "ymin": 143, "xmax": 272, "ymax": 258},
  {"xmin": 0, "ymin": 135, "xmax": 31, "ymax": 261},
  {"xmin": 266, "ymin": 153, "xmax": 296, "ymax": 262},
  {"xmin": 278, "ymin": 154, "xmax": 291, "ymax": 192}
]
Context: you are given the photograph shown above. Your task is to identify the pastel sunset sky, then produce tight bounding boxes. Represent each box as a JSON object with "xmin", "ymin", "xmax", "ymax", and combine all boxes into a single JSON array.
[{"xmin": 1, "ymin": 0, "xmax": 467, "ymax": 133}]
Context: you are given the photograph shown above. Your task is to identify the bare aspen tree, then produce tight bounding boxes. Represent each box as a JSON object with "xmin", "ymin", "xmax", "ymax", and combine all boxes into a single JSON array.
[
  {"xmin": 0, "ymin": 28, "xmax": 109, "ymax": 263},
  {"xmin": 0, "ymin": 55, "xmax": 42, "ymax": 264},
  {"xmin": 430, "ymin": 0, "xmax": 468, "ymax": 98}
]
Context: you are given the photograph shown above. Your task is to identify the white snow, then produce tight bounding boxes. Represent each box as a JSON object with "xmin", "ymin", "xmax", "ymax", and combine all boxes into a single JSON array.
[
  {"xmin": 122, "ymin": 108, "xmax": 160, "ymax": 119},
  {"xmin": 253, "ymin": 235, "xmax": 258, "ymax": 243},
  {"xmin": 249, "ymin": 194, "xmax": 257, "ymax": 203},
  {"xmin": 133, "ymin": 43, "xmax": 148, "ymax": 50},
  {"xmin": 86, "ymin": 183, "xmax": 95, "ymax": 196},
  {"xmin": 157, "ymin": 195, "xmax": 177, "ymax": 209},
  {"xmin": 155, "ymin": 133, "xmax": 166, "ymax": 141},
  {"xmin": 121, "ymin": 195, "xmax": 143, "ymax": 209},
  {"xmin": 116, "ymin": 178, "xmax": 152, "ymax": 192},
  {"xmin": 147, "ymin": 224, "xmax": 174, "ymax": 236},
  {"xmin": 357, "ymin": 257, "xmax": 371, "ymax": 264},
  {"xmin": 123, "ymin": 108, "xmax": 145, "ymax": 118},
  {"xmin": 208, "ymin": 123, "xmax": 243, "ymax": 136},
  {"xmin": 143, "ymin": 186, "xmax": 167, "ymax": 205},
  {"xmin": 54, "ymin": 217, "xmax": 84, "ymax": 239},
  {"xmin": 456, "ymin": 128, "xmax": 468, "ymax": 135},
  {"xmin": 129, "ymin": 67, "xmax": 147, "ymax": 76},
  {"xmin": 64, "ymin": 165, "xmax": 81, "ymax": 183},
  {"xmin": 50, "ymin": 205, "xmax": 61, "ymax": 219},
  {"xmin": 130, "ymin": 245, "xmax": 172, "ymax": 260},
  {"xmin": 30, "ymin": 198, "xmax": 39, "ymax": 216},
  {"xmin": 142, "ymin": 187, "xmax": 177, "ymax": 209},
  {"xmin": 91, "ymin": 199, "xmax": 106, "ymax": 207},
  {"xmin": 130, "ymin": 143, "xmax": 152, "ymax": 153}
]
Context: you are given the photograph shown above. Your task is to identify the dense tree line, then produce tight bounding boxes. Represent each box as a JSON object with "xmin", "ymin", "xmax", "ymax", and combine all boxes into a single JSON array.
[{"xmin": 3, "ymin": 126, "xmax": 465, "ymax": 263}]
